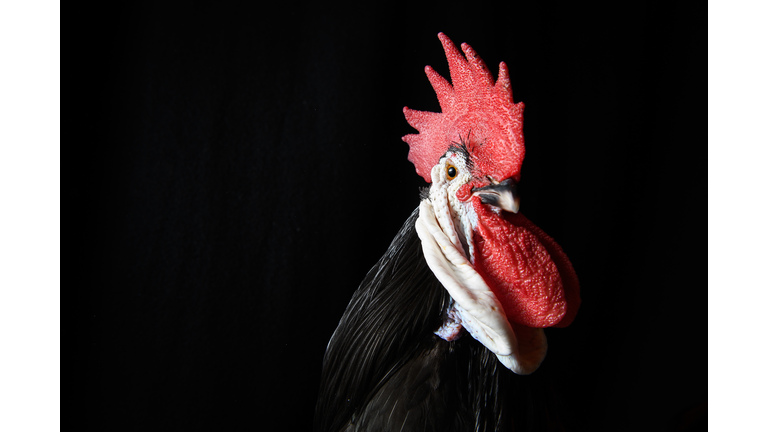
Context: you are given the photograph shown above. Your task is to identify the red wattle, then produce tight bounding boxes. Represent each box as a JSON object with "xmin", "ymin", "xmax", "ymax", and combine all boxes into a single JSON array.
[
  {"xmin": 502, "ymin": 210, "xmax": 581, "ymax": 328},
  {"xmin": 472, "ymin": 197, "xmax": 579, "ymax": 328}
]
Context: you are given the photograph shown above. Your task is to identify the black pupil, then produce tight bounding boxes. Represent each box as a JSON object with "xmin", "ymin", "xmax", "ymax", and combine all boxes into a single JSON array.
[{"xmin": 447, "ymin": 166, "xmax": 456, "ymax": 178}]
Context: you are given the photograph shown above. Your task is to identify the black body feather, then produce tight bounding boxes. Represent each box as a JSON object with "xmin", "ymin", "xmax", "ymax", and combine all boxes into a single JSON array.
[{"xmin": 314, "ymin": 207, "xmax": 514, "ymax": 432}]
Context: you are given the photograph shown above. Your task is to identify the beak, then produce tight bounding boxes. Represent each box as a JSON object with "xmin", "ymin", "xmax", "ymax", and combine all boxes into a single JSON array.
[{"xmin": 472, "ymin": 178, "xmax": 520, "ymax": 213}]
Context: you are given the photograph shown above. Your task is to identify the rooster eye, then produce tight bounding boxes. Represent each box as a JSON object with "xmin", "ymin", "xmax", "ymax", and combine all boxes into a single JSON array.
[{"xmin": 446, "ymin": 163, "xmax": 458, "ymax": 180}]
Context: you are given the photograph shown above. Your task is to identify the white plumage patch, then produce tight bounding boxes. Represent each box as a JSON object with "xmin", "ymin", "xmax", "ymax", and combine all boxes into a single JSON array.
[
  {"xmin": 420, "ymin": 152, "xmax": 547, "ymax": 375},
  {"xmin": 428, "ymin": 152, "xmax": 477, "ymax": 263}
]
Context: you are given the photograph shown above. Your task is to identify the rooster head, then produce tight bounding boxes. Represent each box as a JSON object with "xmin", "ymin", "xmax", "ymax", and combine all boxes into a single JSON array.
[{"xmin": 404, "ymin": 33, "xmax": 580, "ymax": 374}]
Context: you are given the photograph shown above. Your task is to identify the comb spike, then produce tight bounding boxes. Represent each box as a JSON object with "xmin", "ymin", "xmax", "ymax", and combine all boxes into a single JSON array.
[
  {"xmin": 461, "ymin": 42, "xmax": 494, "ymax": 88},
  {"xmin": 437, "ymin": 32, "xmax": 471, "ymax": 94},
  {"xmin": 402, "ymin": 107, "xmax": 447, "ymax": 182},
  {"xmin": 496, "ymin": 62, "xmax": 513, "ymax": 103},
  {"xmin": 403, "ymin": 107, "xmax": 441, "ymax": 131},
  {"xmin": 425, "ymin": 65, "xmax": 455, "ymax": 113}
]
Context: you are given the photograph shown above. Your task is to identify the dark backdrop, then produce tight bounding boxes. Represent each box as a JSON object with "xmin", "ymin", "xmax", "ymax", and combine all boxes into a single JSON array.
[{"xmin": 85, "ymin": 2, "xmax": 704, "ymax": 431}]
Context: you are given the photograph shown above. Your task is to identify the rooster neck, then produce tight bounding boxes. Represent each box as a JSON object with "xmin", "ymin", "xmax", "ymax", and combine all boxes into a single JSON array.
[
  {"xmin": 315, "ymin": 206, "xmax": 513, "ymax": 432},
  {"xmin": 315, "ymin": 207, "xmax": 449, "ymax": 432}
]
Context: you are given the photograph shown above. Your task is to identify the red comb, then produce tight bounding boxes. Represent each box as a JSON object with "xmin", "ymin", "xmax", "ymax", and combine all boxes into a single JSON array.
[{"xmin": 402, "ymin": 33, "xmax": 525, "ymax": 183}]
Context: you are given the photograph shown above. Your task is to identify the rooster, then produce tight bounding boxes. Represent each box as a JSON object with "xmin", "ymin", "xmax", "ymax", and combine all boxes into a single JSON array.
[{"xmin": 314, "ymin": 33, "xmax": 580, "ymax": 432}]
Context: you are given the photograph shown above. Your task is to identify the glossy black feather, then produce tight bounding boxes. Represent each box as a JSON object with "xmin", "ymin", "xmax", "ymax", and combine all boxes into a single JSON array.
[{"xmin": 314, "ymin": 207, "xmax": 515, "ymax": 432}]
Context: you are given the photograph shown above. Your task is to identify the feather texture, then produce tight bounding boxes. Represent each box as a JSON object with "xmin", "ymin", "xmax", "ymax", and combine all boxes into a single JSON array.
[{"xmin": 314, "ymin": 207, "xmax": 514, "ymax": 432}]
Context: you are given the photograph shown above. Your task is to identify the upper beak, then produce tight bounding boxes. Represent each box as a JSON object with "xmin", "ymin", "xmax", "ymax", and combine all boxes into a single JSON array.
[{"xmin": 472, "ymin": 178, "xmax": 520, "ymax": 213}]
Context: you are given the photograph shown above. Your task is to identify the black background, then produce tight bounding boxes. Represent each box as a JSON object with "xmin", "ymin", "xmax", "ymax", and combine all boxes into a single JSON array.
[{"xmin": 85, "ymin": 2, "xmax": 704, "ymax": 431}]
